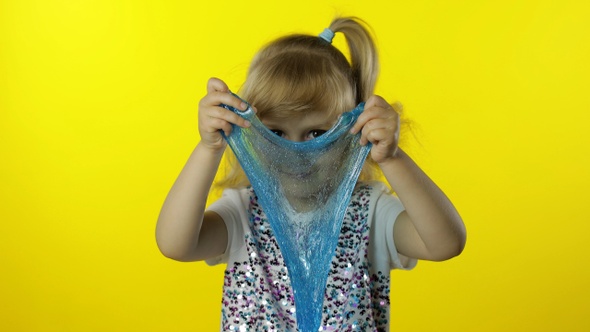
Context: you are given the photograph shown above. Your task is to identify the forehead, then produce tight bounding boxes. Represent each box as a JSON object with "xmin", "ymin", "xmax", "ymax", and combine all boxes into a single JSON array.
[
  {"xmin": 262, "ymin": 108, "xmax": 338, "ymax": 126},
  {"xmin": 255, "ymin": 91, "xmax": 354, "ymax": 122},
  {"xmin": 260, "ymin": 103, "xmax": 342, "ymax": 124}
]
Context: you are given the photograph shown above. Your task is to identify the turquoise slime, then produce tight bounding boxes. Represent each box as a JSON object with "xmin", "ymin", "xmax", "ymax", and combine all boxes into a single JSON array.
[{"xmin": 221, "ymin": 95, "xmax": 371, "ymax": 332}]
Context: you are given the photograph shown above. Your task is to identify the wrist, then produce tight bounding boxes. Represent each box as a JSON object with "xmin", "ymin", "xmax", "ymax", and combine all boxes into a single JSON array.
[
  {"xmin": 376, "ymin": 147, "xmax": 405, "ymax": 168},
  {"xmin": 196, "ymin": 141, "xmax": 226, "ymax": 159}
]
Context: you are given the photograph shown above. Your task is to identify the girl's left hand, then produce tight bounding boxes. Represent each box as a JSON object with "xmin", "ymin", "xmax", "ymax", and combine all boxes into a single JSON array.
[{"xmin": 349, "ymin": 95, "xmax": 402, "ymax": 164}]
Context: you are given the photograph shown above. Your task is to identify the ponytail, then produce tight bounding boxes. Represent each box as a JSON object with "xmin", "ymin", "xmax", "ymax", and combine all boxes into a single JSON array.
[{"xmin": 329, "ymin": 17, "xmax": 379, "ymax": 103}]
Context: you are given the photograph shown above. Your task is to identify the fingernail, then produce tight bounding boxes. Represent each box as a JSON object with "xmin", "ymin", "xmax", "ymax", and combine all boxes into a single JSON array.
[
  {"xmin": 240, "ymin": 102, "xmax": 247, "ymax": 110},
  {"xmin": 244, "ymin": 120, "xmax": 251, "ymax": 127}
]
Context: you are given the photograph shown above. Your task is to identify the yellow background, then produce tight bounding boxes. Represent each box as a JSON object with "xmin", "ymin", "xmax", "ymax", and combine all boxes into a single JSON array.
[{"xmin": 1, "ymin": 0, "xmax": 589, "ymax": 331}]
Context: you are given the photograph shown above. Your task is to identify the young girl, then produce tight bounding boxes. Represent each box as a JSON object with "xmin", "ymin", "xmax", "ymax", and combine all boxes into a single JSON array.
[{"xmin": 156, "ymin": 17, "xmax": 466, "ymax": 332}]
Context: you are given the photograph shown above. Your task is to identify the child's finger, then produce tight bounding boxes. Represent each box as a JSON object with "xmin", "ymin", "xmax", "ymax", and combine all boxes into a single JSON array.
[
  {"xmin": 209, "ymin": 106, "xmax": 251, "ymax": 128},
  {"xmin": 200, "ymin": 91, "xmax": 248, "ymax": 117},
  {"xmin": 350, "ymin": 116, "xmax": 367, "ymax": 135},
  {"xmin": 350, "ymin": 95, "xmax": 391, "ymax": 134},
  {"xmin": 365, "ymin": 95, "xmax": 391, "ymax": 110},
  {"xmin": 207, "ymin": 77, "xmax": 229, "ymax": 93},
  {"xmin": 206, "ymin": 91, "xmax": 248, "ymax": 111},
  {"xmin": 204, "ymin": 78, "xmax": 248, "ymax": 111},
  {"xmin": 366, "ymin": 128, "xmax": 392, "ymax": 146},
  {"xmin": 359, "ymin": 118, "xmax": 386, "ymax": 145},
  {"xmin": 207, "ymin": 118, "xmax": 234, "ymax": 137},
  {"xmin": 391, "ymin": 101, "xmax": 403, "ymax": 113},
  {"xmin": 350, "ymin": 105, "xmax": 385, "ymax": 135}
]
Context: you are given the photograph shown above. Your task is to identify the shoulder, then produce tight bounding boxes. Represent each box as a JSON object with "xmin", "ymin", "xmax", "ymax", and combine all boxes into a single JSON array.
[
  {"xmin": 217, "ymin": 185, "xmax": 252, "ymax": 197},
  {"xmin": 350, "ymin": 181, "xmax": 403, "ymax": 224},
  {"xmin": 352, "ymin": 181, "xmax": 402, "ymax": 216},
  {"xmin": 206, "ymin": 186, "xmax": 254, "ymax": 228},
  {"xmin": 357, "ymin": 182, "xmax": 416, "ymax": 270},
  {"xmin": 204, "ymin": 187, "xmax": 253, "ymax": 265},
  {"xmin": 209, "ymin": 186, "xmax": 253, "ymax": 209}
]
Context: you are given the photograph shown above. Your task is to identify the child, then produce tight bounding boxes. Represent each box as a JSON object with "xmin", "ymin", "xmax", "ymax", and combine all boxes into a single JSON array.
[{"xmin": 156, "ymin": 16, "xmax": 466, "ymax": 332}]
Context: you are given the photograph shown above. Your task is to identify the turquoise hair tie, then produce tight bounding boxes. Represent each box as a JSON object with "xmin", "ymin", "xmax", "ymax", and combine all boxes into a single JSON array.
[{"xmin": 318, "ymin": 28, "xmax": 335, "ymax": 43}]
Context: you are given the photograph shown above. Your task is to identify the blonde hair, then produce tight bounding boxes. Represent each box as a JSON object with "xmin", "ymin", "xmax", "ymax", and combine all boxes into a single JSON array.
[{"xmin": 216, "ymin": 17, "xmax": 382, "ymax": 189}]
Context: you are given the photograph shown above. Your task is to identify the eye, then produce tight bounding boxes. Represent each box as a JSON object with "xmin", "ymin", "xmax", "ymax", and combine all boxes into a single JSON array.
[
  {"xmin": 270, "ymin": 129, "xmax": 285, "ymax": 137},
  {"xmin": 306, "ymin": 129, "xmax": 327, "ymax": 140}
]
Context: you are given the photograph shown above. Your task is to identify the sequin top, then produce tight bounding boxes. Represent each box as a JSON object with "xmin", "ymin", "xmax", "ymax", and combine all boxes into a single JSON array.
[{"xmin": 207, "ymin": 182, "xmax": 416, "ymax": 331}]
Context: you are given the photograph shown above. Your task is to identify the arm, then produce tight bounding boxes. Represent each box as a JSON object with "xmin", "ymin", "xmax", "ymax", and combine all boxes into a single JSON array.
[
  {"xmin": 350, "ymin": 96, "xmax": 466, "ymax": 261},
  {"xmin": 155, "ymin": 78, "xmax": 251, "ymax": 262},
  {"xmin": 379, "ymin": 149, "xmax": 466, "ymax": 261}
]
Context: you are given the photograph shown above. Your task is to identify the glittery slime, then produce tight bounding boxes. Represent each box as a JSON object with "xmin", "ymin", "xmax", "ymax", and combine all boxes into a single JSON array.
[{"xmin": 221, "ymin": 95, "xmax": 371, "ymax": 332}]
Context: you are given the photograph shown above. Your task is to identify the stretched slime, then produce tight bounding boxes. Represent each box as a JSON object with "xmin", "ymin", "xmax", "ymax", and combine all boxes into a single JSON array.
[{"xmin": 221, "ymin": 96, "xmax": 371, "ymax": 332}]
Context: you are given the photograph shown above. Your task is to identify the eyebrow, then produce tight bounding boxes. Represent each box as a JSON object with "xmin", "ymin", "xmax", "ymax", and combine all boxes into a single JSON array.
[{"xmin": 260, "ymin": 119, "xmax": 283, "ymax": 129}]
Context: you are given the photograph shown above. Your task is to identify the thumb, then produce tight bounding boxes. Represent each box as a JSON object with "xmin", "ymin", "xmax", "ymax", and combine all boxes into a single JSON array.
[{"xmin": 207, "ymin": 77, "xmax": 229, "ymax": 93}]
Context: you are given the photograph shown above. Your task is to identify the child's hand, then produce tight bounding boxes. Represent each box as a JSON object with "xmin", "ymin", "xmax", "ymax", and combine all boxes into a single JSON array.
[
  {"xmin": 198, "ymin": 78, "xmax": 251, "ymax": 152},
  {"xmin": 350, "ymin": 95, "xmax": 402, "ymax": 164}
]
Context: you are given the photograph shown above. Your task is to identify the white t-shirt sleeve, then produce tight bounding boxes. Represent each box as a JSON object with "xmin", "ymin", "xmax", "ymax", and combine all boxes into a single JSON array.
[
  {"xmin": 204, "ymin": 188, "xmax": 248, "ymax": 266},
  {"xmin": 371, "ymin": 183, "xmax": 418, "ymax": 270}
]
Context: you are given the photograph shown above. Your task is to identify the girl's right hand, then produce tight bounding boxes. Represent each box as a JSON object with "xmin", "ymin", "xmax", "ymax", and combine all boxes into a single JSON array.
[{"xmin": 198, "ymin": 77, "xmax": 251, "ymax": 152}]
